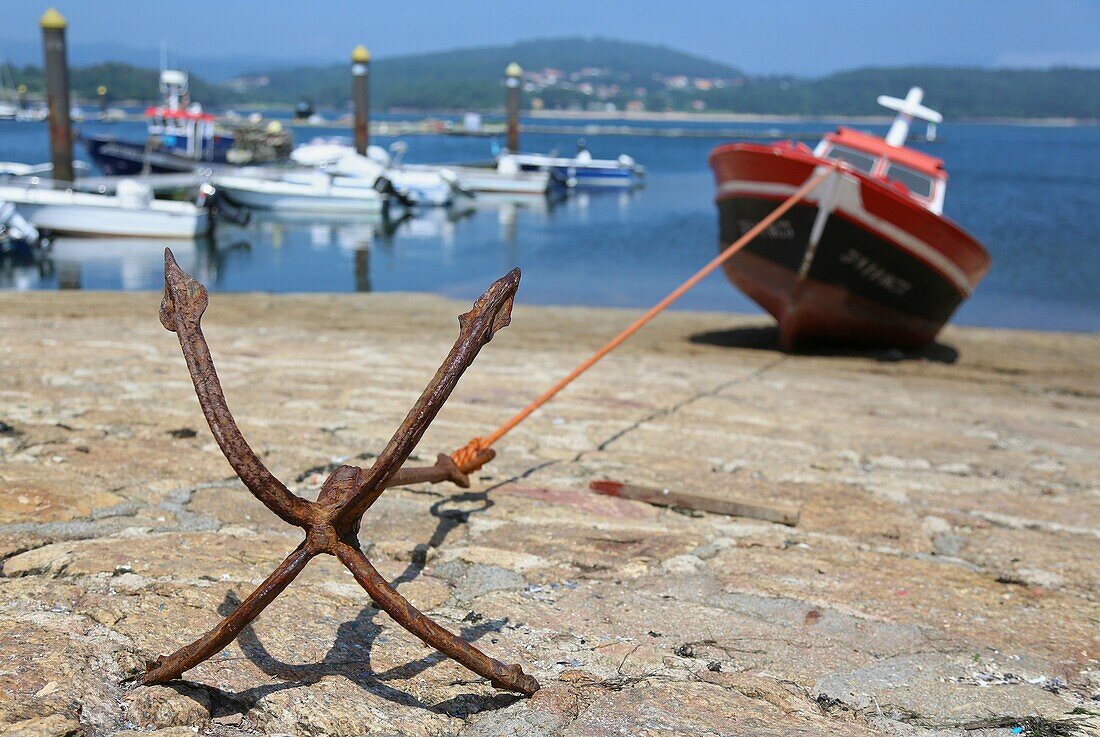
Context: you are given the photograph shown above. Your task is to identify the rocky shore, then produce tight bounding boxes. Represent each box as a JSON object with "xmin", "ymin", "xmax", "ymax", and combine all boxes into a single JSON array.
[{"xmin": 1, "ymin": 290, "xmax": 1097, "ymax": 736}]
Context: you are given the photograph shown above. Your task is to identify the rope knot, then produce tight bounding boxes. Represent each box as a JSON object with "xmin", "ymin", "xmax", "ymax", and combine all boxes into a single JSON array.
[{"xmin": 451, "ymin": 437, "xmax": 495, "ymax": 475}]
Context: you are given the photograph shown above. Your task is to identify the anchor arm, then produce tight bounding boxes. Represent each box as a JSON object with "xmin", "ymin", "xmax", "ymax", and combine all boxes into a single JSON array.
[
  {"xmin": 336, "ymin": 268, "xmax": 520, "ymax": 524},
  {"xmin": 334, "ymin": 540, "xmax": 538, "ymax": 695},
  {"xmin": 142, "ymin": 542, "xmax": 315, "ymax": 684},
  {"xmin": 161, "ymin": 249, "xmax": 315, "ymax": 527}
]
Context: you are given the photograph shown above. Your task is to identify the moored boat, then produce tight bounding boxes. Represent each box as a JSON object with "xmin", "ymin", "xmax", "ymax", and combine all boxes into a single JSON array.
[
  {"xmin": 0, "ymin": 179, "xmax": 210, "ymax": 238},
  {"xmin": 213, "ymin": 171, "xmax": 387, "ymax": 215},
  {"xmin": 82, "ymin": 69, "xmax": 291, "ymax": 175},
  {"xmin": 708, "ymin": 87, "xmax": 990, "ymax": 349},
  {"xmin": 510, "ymin": 141, "xmax": 644, "ymax": 189},
  {"xmin": 426, "ymin": 154, "xmax": 552, "ymax": 195},
  {"xmin": 291, "ymin": 141, "xmax": 467, "ymax": 207}
]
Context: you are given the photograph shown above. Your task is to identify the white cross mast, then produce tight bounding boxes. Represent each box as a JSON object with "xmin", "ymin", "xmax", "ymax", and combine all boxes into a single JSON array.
[{"xmin": 878, "ymin": 87, "xmax": 943, "ymax": 146}]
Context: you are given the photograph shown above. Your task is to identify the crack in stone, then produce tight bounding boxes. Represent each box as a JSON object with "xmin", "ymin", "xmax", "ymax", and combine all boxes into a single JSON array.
[{"xmin": 564, "ymin": 357, "xmax": 789, "ymax": 467}]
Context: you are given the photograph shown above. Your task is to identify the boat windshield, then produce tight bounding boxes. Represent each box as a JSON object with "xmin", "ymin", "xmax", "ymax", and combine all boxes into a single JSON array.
[
  {"xmin": 883, "ymin": 162, "xmax": 933, "ymax": 198},
  {"xmin": 822, "ymin": 144, "xmax": 876, "ymax": 173}
]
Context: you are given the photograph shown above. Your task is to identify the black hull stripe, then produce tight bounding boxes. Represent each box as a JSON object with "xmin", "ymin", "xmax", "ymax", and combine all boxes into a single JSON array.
[{"xmin": 719, "ymin": 197, "xmax": 965, "ymax": 324}]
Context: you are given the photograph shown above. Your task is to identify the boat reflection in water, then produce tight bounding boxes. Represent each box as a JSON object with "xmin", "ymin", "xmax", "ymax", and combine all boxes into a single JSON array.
[
  {"xmin": 0, "ymin": 236, "xmax": 215, "ymax": 291},
  {"xmin": 471, "ymin": 190, "xmax": 567, "ymax": 243},
  {"xmin": 1, "ymin": 186, "xmax": 636, "ymax": 295}
]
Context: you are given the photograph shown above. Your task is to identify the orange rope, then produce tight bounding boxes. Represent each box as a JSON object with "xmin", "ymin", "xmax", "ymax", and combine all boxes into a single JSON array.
[{"xmin": 452, "ymin": 166, "xmax": 835, "ymax": 473}]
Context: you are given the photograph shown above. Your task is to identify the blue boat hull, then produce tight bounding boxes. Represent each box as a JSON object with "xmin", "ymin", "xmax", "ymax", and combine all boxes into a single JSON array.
[
  {"xmin": 81, "ymin": 134, "xmax": 233, "ymax": 176},
  {"xmin": 554, "ymin": 165, "xmax": 637, "ymax": 188},
  {"xmin": 518, "ymin": 162, "xmax": 638, "ymax": 189}
]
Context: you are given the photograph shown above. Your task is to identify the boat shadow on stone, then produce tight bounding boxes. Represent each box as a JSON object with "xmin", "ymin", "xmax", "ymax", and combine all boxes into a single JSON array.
[{"xmin": 688, "ymin": 325, "xmax": 959, "ymax": 364}]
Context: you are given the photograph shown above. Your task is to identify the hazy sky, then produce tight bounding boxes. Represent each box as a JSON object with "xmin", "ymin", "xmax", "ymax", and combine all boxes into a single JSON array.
[{"xmin": 3, "ymin": 0, "xmax": 1098, "ymax": 75}]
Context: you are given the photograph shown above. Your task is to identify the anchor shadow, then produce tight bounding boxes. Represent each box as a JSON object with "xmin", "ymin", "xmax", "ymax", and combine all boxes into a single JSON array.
[
  {"xmin": 688, "ymin": 325, "xmax": 959, "ymax": 364},
  {"xmin": 167, "ymin": 485, "xmax": 518, "ymax": 719}
]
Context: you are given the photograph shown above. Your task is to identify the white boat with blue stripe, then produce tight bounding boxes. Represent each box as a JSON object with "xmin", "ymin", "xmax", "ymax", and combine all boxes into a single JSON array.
[{"xmin": 508, "ymin": 143, "xmax": 644, "ymax": 189}]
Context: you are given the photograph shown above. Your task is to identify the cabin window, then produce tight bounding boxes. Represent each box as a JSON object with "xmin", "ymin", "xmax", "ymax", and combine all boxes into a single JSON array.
[
  {"xmin": 822, "ymin": 145, "xmax": 876, "ymax": 173},
  {"xmin": 883, "ymin": 163, "xmax": 933, "ymax": 198}
]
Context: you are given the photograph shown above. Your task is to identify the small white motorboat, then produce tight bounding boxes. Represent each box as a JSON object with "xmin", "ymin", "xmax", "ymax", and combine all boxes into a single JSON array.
[
  {"xmin": 510, "ymin": 142, "xmax": 644, "ymax": 189},
  {"xmin": 442, "ymin": 154, "xmax": 552, "ymax": 195},
  {"xmin": 292, "ymin": 140, "xmax": 468, "ymax": 206},
  {"xmin": 0, "ymin": 179, "xmax": 209, "ymax": 238},
  {"xmin": 213, "ymin": 170, "xmax": 387, "ymax": 215}
]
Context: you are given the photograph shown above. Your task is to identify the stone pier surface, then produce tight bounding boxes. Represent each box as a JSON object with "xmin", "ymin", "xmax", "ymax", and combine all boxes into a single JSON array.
[{"xmin": 0, "ymin": 291, "xmax": 1097, "ymax": 737}]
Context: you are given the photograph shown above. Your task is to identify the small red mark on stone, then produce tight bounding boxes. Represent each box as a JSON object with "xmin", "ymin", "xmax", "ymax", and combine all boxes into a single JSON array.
[
  {"xmin": 804, "ymin": 608, "xmax": 822, "ymax": 626},
  {"xmin": 499, "ymin": 485, "xmax": 659, "ymax": 520}
]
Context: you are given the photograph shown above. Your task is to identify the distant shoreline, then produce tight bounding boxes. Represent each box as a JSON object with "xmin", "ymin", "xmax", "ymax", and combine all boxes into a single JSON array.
[
  {"xmin": 524, "ymin": 108, "xmax": 1095, "ymax": 127},
  {"xmin": 12, "ymin": 100, "xmax": 1086, "ymax": 129},
  {"xmin": 55, "ymin": 98, "xmax": 1095, "ymax": 126}
]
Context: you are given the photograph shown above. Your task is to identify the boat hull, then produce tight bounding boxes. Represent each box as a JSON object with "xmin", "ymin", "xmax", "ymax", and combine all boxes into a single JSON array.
[
  {"xmin": 12, "ymin": 201, "xmax": 207, "ymax": 238},
  {"xmin": 215, "ymin": 176, "xmax": 386, "ymax": 215},
  {"xmin": 709, "ymin": 143, "xmax": 989, "ymax": 349},
  {"xmin": 448, "ymin": 167, "xmax": 550, "ymax": 195},
  {"xmin": 554, "ymin": 165, "xmax": 637, "ymax": 189},
  {"xmin": 81, "ymin": 134, "xmax": 205, "ymax": 176},
  {"xmin": 0, "ymin": 182, "xmax": 208, "ymax": 239},
  {"xmin": 511, "ymin": 153, "xmax": 642, "ymax": 189}
]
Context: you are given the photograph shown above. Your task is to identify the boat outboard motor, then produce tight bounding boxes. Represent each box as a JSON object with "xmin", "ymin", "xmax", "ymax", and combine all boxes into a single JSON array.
[
  {"xmin": 0, "ymin": 200, "xmax": 40, "ymax": 248},
  {"xmin": 196, "ymin": 183, "xmax": 251, "ymax": 227},
  {"xmin": 385, "ymin": 141, "xmax": 407, "ymax": 167},
  {"xmin": 373, "ymin": 175, "xmax": 414, "ymax": 209},
  {"xmin": 438, "ymin": 168, "xmax": 477, "ymax": 200}
]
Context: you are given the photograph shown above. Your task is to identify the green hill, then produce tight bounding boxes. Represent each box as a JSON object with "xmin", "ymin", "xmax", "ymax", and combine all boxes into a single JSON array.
[
  {"xmin": 701, "ymin": 67, "xmax": 1100, "ymax": 119},
  {"xmin": 241, "ymin": 37, "xmax": 740, "ymax": 110},
  {"xmin": 6, "ymin": 37, "xmax": 1099, "ymax": 119},
  {"xmin": 6, "ymin": 62, "xmax": 241, "ymax": 106}
]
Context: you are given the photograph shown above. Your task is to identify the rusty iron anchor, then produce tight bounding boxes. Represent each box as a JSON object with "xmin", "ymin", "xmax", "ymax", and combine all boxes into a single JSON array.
[{"xmin": 141, "ymin": 248, "xmax": 538, "ymax": 696}]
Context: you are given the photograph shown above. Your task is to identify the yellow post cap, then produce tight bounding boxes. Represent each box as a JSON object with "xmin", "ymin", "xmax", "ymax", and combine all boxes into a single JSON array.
[
  {"xmin": 352, "ymin": 45, "xmax": 370, "ymax": 63},
  {"xmin": 97, "ymin": 85, "xmax": 107, "ymax": 95},
  {"xmin": 17, "ymin": 84, "xmax": 27, "ymax": 94},
  {"xmin": 505, "ymin": 62, "xmax": 522, "ymax": 78},
  {"xmin": 40, "ymin": 8, "xmax": 67, "ymax": 29}
]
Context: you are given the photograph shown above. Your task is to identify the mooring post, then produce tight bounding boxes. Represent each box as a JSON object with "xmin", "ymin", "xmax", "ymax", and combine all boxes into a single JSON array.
[
  {"xmin": 354, "ymin": 246, "xmax": 371, "ymax": 292},
  {"xmin": 505, "ymin": 62, "xmax": 522, "ymax": 153},
  {"xmin": 351, "ymin": 44, "xmax": 370, "ymax": 156},
  {"xmin": 40, "ymin": 7, "xmax": 74, "ymax": 183},
  {"xmin": 97, "ymin": 85, "xmax": 108, "ymax": 114}
]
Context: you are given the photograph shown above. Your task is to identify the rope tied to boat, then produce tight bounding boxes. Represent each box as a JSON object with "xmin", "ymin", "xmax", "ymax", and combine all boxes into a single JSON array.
[{"xmin": 449, "ymin": 164, "xmax": 838, "ymax": 475}]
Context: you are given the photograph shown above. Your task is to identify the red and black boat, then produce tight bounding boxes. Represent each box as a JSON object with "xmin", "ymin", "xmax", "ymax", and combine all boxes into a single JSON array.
[{"xmin": 709, "ymin": 87, "xmax": 990, "ymax": 349}]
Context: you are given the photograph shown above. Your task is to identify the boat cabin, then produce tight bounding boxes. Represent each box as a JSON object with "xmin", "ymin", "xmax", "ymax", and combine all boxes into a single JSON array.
[
  {"xmin": 144, "ymin": 106, "xmax": 219, "ymax": 160},
  {"xmin": 814, "ymin": 127, "xmax": 947, "ymax": 215},
  {"xmin": 142, "ymin": 68, "xmax": 224, "ymax": 161}
]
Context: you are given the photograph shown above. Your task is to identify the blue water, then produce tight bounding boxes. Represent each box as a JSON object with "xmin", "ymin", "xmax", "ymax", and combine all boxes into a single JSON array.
[{"xmin": 1, "ymin": 116, "xmax": 1097, "ymax": 332}]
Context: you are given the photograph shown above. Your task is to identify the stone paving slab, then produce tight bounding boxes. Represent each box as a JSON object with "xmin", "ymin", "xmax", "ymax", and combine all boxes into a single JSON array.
[{"xmin": 0, "ymin": 290, "xmax": 1097, "ymax": 737}]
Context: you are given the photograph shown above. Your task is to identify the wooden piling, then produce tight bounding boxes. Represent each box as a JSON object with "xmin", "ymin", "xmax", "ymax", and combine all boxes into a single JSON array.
[
  {"xmin": 505, "ymin": 62, "xmax": 522, "ymax": 153},
  {"xmin": 351, "ymin": 45, "xmax": 370, "ymax": 156},
  {"xmin": 40, "ymin": 8, "xmax": 73, "ymax": 183}
]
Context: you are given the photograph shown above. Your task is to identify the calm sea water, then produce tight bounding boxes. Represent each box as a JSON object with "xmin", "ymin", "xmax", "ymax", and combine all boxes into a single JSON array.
[{"xmin": 1, "ymin": 115, "xmax": 1097, "ymax": 332}]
